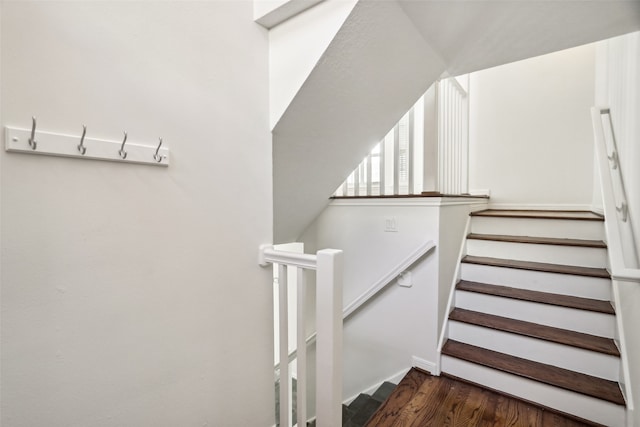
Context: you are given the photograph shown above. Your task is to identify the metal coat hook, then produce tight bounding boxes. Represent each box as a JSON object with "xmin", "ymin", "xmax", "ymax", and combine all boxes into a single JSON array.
[
  {"xmin": 118, "ymin": 131, "xmax": 128, "ymax": 159},
  {"xmin": 153, "ymin": 138, "xmax": 163, "ymax": 163},
  {"xmin": 78, "ymin": 125, "xmax": 87, "ymax": 155},
  {"xmin": 5, "ymin": 122, "xmax": 169, "ymax": 166},
  {"xmin": 28, "ymin": 116, "xmax": 37, "ymax": 150}
]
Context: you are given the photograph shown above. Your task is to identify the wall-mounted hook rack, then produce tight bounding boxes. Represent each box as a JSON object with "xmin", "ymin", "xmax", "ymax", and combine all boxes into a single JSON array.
[{"xmin": 5, "ymin": 121, "xmax": 170, "ymax": 167}]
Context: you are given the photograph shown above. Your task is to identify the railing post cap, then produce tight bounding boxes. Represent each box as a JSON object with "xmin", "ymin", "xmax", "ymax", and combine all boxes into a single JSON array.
[
  {"xmin": 258, "ymin": 244, "xmax": 274, "ymax": 267},
  {"xmin": 317, "ymin": 248, "xmax": 343, "ymax": 255}
]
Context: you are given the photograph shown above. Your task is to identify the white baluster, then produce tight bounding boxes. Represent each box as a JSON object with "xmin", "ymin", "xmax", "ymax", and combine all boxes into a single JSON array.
[
  {"xmin": 278, "ymin": 264, "xmax": 290, "ymax": 427},
  {"xmin": 393, "ymin": 123, "xmax": 400, "ymax": 195},
  {"xmin": 353, "ymin": 164, "xmax": 360, "ymax": 197},
  {"xmin": 379, "ymin": 140, "xmax": 386, "ymax": 196},
  {"xmin": 366, "ymin": 154, "xmax": 372, "ymax": 196},
  {"xmin": 296, "ymin": 267, "xmax": 307, "ymax": 427},
  {"xmin": 408, "ymin": 107, "xmax": 415, "ymax": 194}
]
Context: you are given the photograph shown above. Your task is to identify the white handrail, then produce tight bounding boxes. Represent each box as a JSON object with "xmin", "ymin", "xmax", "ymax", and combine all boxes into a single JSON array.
[
  {"xmin": 343, "ymin": 239, "xmax": 436, "ymax": 318},
  {"xmin": 260, "ymin": 245, "xmax": 343, "ymax": 427},
  {"xmin": 591, "ymin": 107, "xmax": 640, "ymax": 277},
  {"xmin": 278, "ymin": 239, "xmax": 436, "ymax": 367},
  {"xmin": 259, "ymin": 245, "xmax": 318, "ymax": 270}
]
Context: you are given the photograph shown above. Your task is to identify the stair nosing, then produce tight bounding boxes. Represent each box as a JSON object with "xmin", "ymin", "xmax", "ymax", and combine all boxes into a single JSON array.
[
  {"xmin": 442, "ymin": 340, "xmax": 625, "ymax": 405},
  {"xmin": 461, "ymin": 255, "xmax": 611, "ymax": 278},
  {"xmin": 449, "ymin": 307, "xmax": 620, "ymax": 356},
  {"xmin": 456, "ymin": 280, "xmax": 615, "ymax": 314},
  {"xmin": 467, "ymin": 233, "xmax": 607, "ymax": 248},
  {"xmin": 470, "ymin": 209, "xmax": 605, "ymax": 221}
]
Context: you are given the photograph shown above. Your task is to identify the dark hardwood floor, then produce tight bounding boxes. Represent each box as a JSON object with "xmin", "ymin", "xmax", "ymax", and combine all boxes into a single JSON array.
[{"xmin": 365, "ymin": 368, "xmax": 601, "ymax": 427}]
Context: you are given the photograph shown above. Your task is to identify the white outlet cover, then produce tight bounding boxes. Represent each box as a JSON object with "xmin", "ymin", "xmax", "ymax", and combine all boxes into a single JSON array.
[{"xmin": 384, "ymin": 216, "xmax": 398, "ymax": 232}]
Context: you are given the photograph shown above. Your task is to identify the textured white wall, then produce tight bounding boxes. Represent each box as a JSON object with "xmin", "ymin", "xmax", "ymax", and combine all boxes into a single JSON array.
[
  {"xmin": 594, "ymin": 31, "xmax": 640, "ymax": 426},
  {"xmin": 302, "ymin": 202, "xmax": 439, "ymax": 401},
  {"xmin": 254, "ymin": 0, "xmax": 290, "ymax": 19},
  {"xmin": 269, "ymin": 0, "xmax": 357, "ymax": 128},
  {"xmin": 273, "ymin": 0, "xmax": 448, "ymax": 243},
  {"xmin": 468, "ymin": 43, "xmax": 596, "ymax": 208},
  {"xmin": 301, "ymin": 199, "xmax": 482, "ymax": 403},
  {"xmin": 595, "ymin": 31, "xmax": 640, "ymax": 260},
  {"xmin": 1, "ymin": 3, "xmax": 274, "ymax": 426}
]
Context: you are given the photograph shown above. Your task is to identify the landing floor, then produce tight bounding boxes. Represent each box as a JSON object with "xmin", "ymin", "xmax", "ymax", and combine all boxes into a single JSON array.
[{"xmin": 365, "ymin": 368, "xmax": 598, "ymax": 427}]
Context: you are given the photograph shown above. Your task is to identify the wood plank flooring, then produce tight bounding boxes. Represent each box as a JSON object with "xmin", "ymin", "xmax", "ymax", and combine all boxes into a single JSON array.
[{"xmin": 365, "ymin": 368, "xmax": 602, "ymax": 427}]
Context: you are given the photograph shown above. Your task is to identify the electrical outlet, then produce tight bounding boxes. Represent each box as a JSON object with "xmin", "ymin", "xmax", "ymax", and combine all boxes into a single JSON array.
[{"xmin": 384, "ymin": 216, "xmax": 398, "ymax": 232}]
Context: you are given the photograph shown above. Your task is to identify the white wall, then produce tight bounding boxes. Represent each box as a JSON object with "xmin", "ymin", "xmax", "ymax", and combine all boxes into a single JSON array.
[
  {"xmin": 273, "ymin": 0, "xmax": 448, "ymax": 243},
  {"xmin": 468, "ymin": 43, "xmax": 596, "ymax": 209},
  {"xmin": 595, "ymin": 32, "xmax": 640, "ymax": 259},
  {"xmin": 255, "ymin": 0, "xmax": 291, "ymax": 19},
  {"xmin": 269, "ymin": 0, "xmax": 357, "ymax": 128},
  {"xmin": 1, "ymin": 3, "xmax": 274, "ymax": 426},
  {"xmin": 594, "ymin": 31, "xmax": 640, "ymax": 426},
  {"xmin": 300, "ymin": 198, "xmax": 483, "ymax": 404}
]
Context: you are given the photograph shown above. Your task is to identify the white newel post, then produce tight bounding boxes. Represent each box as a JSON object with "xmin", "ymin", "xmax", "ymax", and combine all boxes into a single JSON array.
[{"xmin": 315, "ymin": 249, "xmax": 343, "ymax": 427}]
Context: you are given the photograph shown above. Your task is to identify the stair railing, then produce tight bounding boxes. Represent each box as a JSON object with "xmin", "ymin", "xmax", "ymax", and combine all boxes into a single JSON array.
[
  {"xmin": 591, "ymin": 106, "xmax": 639, "ymax": 414},
  {"xmin": 333, "ymin": 75, "xmax": 470, "ymax": 198},
  {"xmin": 437, "ymin": 75, "xmax": 469, "ymax": 195},
  {"xmin": 591, "ymin": 107, "xmax": 640, "ymax": 277},
  {"xmin": 268, "ymin": 239, "xmax": 435, "ymax": 424},
  {"xmin": 259, "ymin": 246, "xmax": 343, "ymax": 427},
  {"xmin": 334, "ymin": 98, "xmax": 421, "ymax": 197},
  {"xmin": 277, "ymin": 239, "xmax": 436, "ymax": 369}
]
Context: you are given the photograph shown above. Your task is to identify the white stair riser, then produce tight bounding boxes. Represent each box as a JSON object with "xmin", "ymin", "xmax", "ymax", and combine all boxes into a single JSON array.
[
  {"xmin": 455, "ymin": 291, "xmax": 615, "ymax": 338},
  {"xmin": 441, "ymin": 356, "xmax": 626, "ymax": 427},
  {"xmin": 448, "ymin": 321, "xmax": 620, "ymax": 380},
  {"xmin": 461, "ymin": 263, "xmax": 612, "ymax": 300},
  {"xmin": 466, "ymin": 240, "xmax": 608, "ymax": 269},
  {"xmin": 471, "ymin": 217, "xmax": 604, "ymax": 241}
]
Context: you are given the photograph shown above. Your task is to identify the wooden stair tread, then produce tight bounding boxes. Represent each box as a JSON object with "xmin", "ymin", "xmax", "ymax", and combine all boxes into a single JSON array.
[
  {"xmin": 462, "ymin": 255, "xmax": 610, "ymax": 278},
  {"xmin": 467, "ymin": 233, "xmax": 607, "ymax": 248},
  {"xmin": 449, "ymin": 308, "xmax": 620, "ymax": 356},
  {"xmin": 471, "ymin": 210, "xmax": 604, "ymax": 221},
  {"xmin": 457, "ymin": 280, "xmax": 614, "ymax": 314},
  {"xmin": 442, "ymin": 340, "xmax": 625, "ymax": 405}
]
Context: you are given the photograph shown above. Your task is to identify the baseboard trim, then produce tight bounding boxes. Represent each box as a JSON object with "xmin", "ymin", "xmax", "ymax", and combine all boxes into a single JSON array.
[
  {"xmin": 469, "ymin": 189, "xmax": 491, "ymax": 197},
  {"xmin": 412, "ymin": 356, "xmax": 437, "ymax": 374},
  {"xmin": 343, "ymin": 367, "xmax": 410, "ymax": 406}
]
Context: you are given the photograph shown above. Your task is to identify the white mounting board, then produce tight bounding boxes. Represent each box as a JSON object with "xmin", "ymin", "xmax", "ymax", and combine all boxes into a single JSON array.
[{"xmin": 5, "ymin": 126, "xmax": 170, "ymax": 166}]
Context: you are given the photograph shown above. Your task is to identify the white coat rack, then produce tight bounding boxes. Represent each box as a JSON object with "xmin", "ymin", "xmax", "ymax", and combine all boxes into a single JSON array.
[{"xmin": 5, "ymin": 117, "xmax": 170, "ymax": 166}]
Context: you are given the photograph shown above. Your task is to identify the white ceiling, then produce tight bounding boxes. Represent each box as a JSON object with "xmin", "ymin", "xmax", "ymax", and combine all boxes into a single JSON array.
[{"xmin": 398, "ymin": 0, "xmax": 640, "ymax": 76}]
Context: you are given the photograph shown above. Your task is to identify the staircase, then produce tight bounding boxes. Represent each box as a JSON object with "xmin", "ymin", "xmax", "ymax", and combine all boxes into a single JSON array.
[
  {"xmin": 307, "ymin": 382, "xmax": 396, "ymax": 427},
  {"xmin": 440, "ymin": 209, "xmax": 627, "ymax": 426}
]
